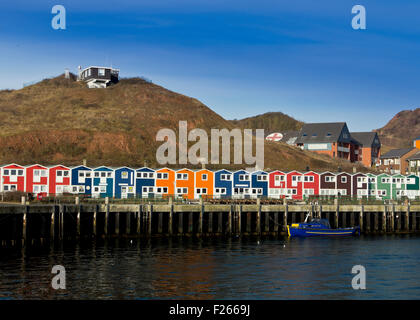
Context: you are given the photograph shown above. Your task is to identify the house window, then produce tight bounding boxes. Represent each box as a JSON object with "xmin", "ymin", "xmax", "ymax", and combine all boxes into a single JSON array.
[
  {"xmin": 121, "ymin": 171, "xmax": 128, "ymax": 179},
  {"xmin": 95, "ymin": 172, "xmax": 100, "ymax": 177},
  {"xmin": 63, "ymin": 171, "xmax": 69, "ymax": 177},
  {"xmin": 202, "ymin": 174, "xmax": 207, "ymax": 181},
  {"xmin": 101, "ymin": 172, "xmax": 106, "ymax": 177},
  {"xmin": 341, "ymin": 176, "xmax": 347, "ymax": 183},
  {"xmin": 11, "ymin": 170, "xmax": 16, "ymax": 175},
  {"xmin": 3, "ymin": 170, "xmax": 9, "ymax": 175},
  {"xmin": 98, "ymin": 68, "xmax": 105, "ymax": 76}
]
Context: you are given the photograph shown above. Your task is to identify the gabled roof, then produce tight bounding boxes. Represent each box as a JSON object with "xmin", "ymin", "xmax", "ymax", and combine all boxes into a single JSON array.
[
  {"xmin": 295, "ymin": 122, "xmax": 350, "ymax": 144},
  {"xmin": 350, "ymin": 132, "xmax": 380, "ymax": 147},
  {"xmin": 407, "ymin": 151, "xmax": 420, "ymax": 161},
  {"xmin": 381, "ymin": 148, "xmax": 415, "ymax": 159}
]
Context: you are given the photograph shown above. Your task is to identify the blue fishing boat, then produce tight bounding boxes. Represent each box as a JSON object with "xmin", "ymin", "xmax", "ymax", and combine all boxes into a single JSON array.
[{"xmin": 287, "ymin": 217, "xmax": 360, "ymax": 238}]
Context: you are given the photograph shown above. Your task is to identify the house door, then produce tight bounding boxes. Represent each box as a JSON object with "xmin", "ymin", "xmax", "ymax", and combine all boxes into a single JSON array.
[{"xmin": 121, "ymin": 186, "xmax": 128, "ymax": 199}]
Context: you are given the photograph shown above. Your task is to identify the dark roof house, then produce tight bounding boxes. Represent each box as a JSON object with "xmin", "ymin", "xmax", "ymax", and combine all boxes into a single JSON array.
[
  {"xmin": 295, "ymin": 122, "xmax": 352, "ymax": 144},
  {"xmin": 350, "ymin": 132, "xmax": 381, "ymax": 148},
  {"xmin": 380, "ymin": 148, "xmax": 415, "ymax": 159}
]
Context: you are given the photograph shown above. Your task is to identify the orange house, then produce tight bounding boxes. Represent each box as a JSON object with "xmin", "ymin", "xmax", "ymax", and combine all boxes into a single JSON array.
[
  {"xmin": 155, "ymin": 168, "xmax": 175, "ymax": 198},
  {"xmin": 175, "ymin": 168, "xmax": 195, "ymax": 200},
  {"xmin": 195, "ymin": 169, "xmax": 214, "ymax": 199}
]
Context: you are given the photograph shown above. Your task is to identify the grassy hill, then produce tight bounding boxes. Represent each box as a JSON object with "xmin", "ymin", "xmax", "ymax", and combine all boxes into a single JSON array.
[
  {"xmin": 0, "ymin": 74, "xmax": 368, "ymax": 173},
  {"xmin": 375, "ymin": 108, "xmax": 420, "ymax": 149},
  {"xmin": 230, "ymin": 112, "xmax": 303, "ymax": 133}
]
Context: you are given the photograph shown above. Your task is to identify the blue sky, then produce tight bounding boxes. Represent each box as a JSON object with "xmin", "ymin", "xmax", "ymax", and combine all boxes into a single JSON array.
[{"xmin": 1, "ymin": 0, "xmax": 420, "ymax": 131}]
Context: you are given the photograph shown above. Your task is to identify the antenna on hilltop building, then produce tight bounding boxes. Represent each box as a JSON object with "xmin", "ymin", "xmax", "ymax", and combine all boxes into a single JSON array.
[{"xmin": 77, "ymin": 66, "xmax": 82, "ymax": 81}]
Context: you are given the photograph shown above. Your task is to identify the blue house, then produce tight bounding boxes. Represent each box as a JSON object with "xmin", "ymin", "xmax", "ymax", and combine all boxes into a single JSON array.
[
  {"xmin": 114, "ymin": 166, "xmax": 135, "ymax": 198},
  {"xmin": 92, "ymin": 166, "xmax": 114, "ymax": 198},
  {"xmin": 233, "ymin": 170, "xmax": 251, "ymax": 198},
  {"xmin": 251, "ymin": 171, "xmax": 269, "ymax": 198},
  {"xmin": 71, "ymin": 165, "xmax": 93, "ymax": 196},
  {"xmin": 214, "ymin": 169, "xmax": 233, "ymax": 198},
  {"xmin": 135, "ymin": 167, "xmax": 155, "ymax": 198}
]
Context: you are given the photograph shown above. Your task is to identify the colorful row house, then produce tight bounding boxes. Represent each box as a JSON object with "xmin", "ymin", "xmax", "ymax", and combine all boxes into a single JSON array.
[{"xmin": 0, "ymin": 164, "xmax": 420, "ymax": 201}]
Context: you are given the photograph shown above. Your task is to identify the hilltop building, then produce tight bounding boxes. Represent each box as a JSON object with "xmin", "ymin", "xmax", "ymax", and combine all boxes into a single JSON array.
[
  {"xmin": 378, "ymin": 148, "xmax": 417, "ymax": 174},
  {"xmin": 350, "ymin": 132, "xmax": 381, "ymax": 167},
  {"xmin": 406, "ymin": 151, "xmax": 420, "ymax": 174},
  {"xmin": 294, "ymin": 122, "xmax": 361, "ymax": 163},
  {"xmin": 413, "ymin": 136, "xmax": 420, "ymax": 149},
  {"xmin": 77, "ymin": 66, "xmax": 119, "ymax": 88}
]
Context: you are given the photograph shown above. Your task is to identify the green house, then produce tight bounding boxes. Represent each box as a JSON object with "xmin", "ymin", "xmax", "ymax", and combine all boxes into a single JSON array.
[
  {"xmin": 376, "ymin": 173, "xmax": 392, "ymax": 200},
  {"xmin": 406, "ymin": 174, "xmax": 420, "ymax": 199},
  {"xmin": 367, "ymin": 173, "xmax": 378, "ymax": 198},
  {"xmin": 391, "ymin": 174, "xmax": 407, "ymax": 199}
]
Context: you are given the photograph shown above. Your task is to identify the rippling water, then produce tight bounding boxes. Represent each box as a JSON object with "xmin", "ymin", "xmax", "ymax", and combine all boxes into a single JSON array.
[{"xmin": 1, "ymin": 235, "xmax": 420, "ymax": 299}]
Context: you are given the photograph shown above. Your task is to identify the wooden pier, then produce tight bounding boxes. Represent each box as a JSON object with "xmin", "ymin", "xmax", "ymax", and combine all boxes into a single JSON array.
[{"xmin": 0, "ymin": 198, "xmax": 419, "ymax": 245}]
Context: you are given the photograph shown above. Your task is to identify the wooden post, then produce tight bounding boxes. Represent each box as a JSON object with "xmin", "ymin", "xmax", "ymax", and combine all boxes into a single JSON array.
[
  {"xmin": 283, "ymin": 204, "xmax": 288, "ymax": 231},
  {"xmin": 115, "ymin": 212, "xmax": 120, "ymax": 235},
  {"xmin": 382, "ymin": 206, "xmax": 386, "ymax": 233},
  {"xmin": 168, "ymin": 199, "xmax": 173, "ymax": 236},
  {"xmin": 227, "ymin": 205, "xmax": 232, "ymax": 235},
  {"xmin": 274, "ymin": 212, "xmax": 279, "ymax": 233},
  {"xmin": 93, "ymin": 205, "xmax": 97, "ymax": 237},
  {"xmin": 257, "ymin": 199, "xmax": 261, "ymax": 235},
  {"xmin": 208, "ymin": 212, "xmax": 213, "ymax": 233},
  {"xmin": 148, "ymin": 204, "xmax": 152, "ymax": 236},
  {"xmin": 237, "ymin": 205, "xmax": 242, "ymax": 235},
  {"xmin": 158, "ymin": 212, "xmax": 163, "ymax": 234},
  {"xmin": 359, "ymin": 205, "xmax": 364, "ymax": 232},
  {"xmin": 126, "ymin": 212, "xmax": 131, "ymax": 235},
  {"xmin": 188, "ymin": 212, "xmax": 193, "ymax": 234},
  {"xmin": 365, "ymin": 211, "xmax": 370, "ymax": 232},
  {"xmin": 198, "ymin": 199, "xmax": 203, "ymax": 235},
  {"xmin": 22, "ymin": 209, "xmax": 27, "ymax": 244},
  {"xmin": 342, "ymin": 212, "xmax": 346, "ymax": 228},
  {"xmin": 137, "ymin": 205, "xmax": 141, "ymax": 235},
  {"xmin": 374, "ymin": 212, "xmax": 379, "ymax": 232},
  {"xmin": 50, "ymin": 206, "xmax": 55, "ymax": 241},
  {"xmin": 218, "ymin": 212, "xmax": 223, "ymax": 234},
  {"xmin": 59, "ymin": 204, "xmax": 64, "ymax": 240},
  {"xmin": 105, "ymin": 198, "xmax": 109, "ymax": 236},
  {"xmin": 350, "ymin": 211, "xmax": 355, "ymax": 227},
  {"xmin": 178, "ymin": 212, "xmax": 183, "ymax": 235},
  {"xmin": 76, "ymin": 206, "xmax": 81, "ymax": 237},
  {"xmin": 390, "ymin": 205, "xmax": 395, "ymax": 232},
  {"xmin": 412, "ymin": 210, "xmax": 417, "ymax": 232},
  {"xmin": 406, "ymin": 205, "xmax": 410, "ymax": 232},
  {"xmin": 265, "ymin": 212, "xmax": 269, "ymax": 233},
  {"xmin": 396, "ymin": 208, "xmax": 401, "ymax": 231},
  {"xmin": 335, "ymin": 204, "xmax": 339, "ymax": 229},
  {"xmin": 246, "ymin": 212, "xmax": 251, "ymax": 233}
]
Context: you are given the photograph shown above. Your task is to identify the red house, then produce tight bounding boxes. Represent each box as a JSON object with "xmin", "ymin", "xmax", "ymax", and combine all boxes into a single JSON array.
[
  {"xmin": 48, "ymin": 165, "xmax": 71, "ymax": 195},
  {"xmin": 303, "ymin": 171, "xmax": 320, "ymax": 198},
  {"xmin": 268, "ymin": 170, "xmax": 287, "ymax": 198},
  {"xmin": 26, "ymin": 164, "xmax": 49, "ymax": 195},
  {"xmin": 286, "ymin": 171, "xmax": 303, "ymax": 200},
  {"xmin": 1, "ymin": 164, "xmax": 25, "ymax": 192}
]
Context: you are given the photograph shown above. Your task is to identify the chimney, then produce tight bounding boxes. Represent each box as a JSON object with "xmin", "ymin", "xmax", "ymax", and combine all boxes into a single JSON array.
[
  {"xmin": 201, "ymin": 162, "xmax": 206, "ymax": 169},
  {"xmin": 144, "ymin": 160, "xmax": 148, "ymax": 168},
  {"xmin": 353, "ymin": 166, "xmax": 357, "ymax": 173},
  {"xmin": 83, "ymin": 159, "xmax": 87, "ymax": 166}
]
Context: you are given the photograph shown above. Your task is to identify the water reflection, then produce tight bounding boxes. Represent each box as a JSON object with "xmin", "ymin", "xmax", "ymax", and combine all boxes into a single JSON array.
[{"xmin": 0, "ymin": 235, "xmax": 420, "ymax": 299}]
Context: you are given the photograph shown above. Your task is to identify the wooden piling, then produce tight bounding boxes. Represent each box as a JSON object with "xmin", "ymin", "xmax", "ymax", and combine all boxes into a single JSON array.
[
  {"xmin": 148, "ymin": 204, "xmax": 152, "ymax": 236},
  {"xmin": 198, "ymin": 199, "xmax": 203, "ymax": 235},
  {"xmin": 382, "ymin": 206, "xmax": 386, "ymax": 233},
  {"xmin": 359, "ymin": 205, "xmax": 364, "ymax": 232},
  {"xmin": 335, "ymin": 205, "xmax": 339, "ymax": 229},
  {"xmin": 168, "ymin": 200, "xmax": 173, "ymax": 236},
  {"xmin": 208, "ymin": 212, "xmax": 213, "ymax": 233},
  {"xmin": 283, "ymin": 205, "xmax": 288, "ymax": 231},
  {"xmin": 227, "ymin": 205, "xmax": 232, "ymax": 235},
  {"xmin": 126, "ymin": 212, "xmax": 131, "ymax": 235},
  {"xmin": 115, "ymin": 212, "xmax": 120, "ymax": 235},
  {"xmin": 342, "ymin": 212, "xmax": 346, "ymax": 228},
  {"xmin": 217, "ymin": 212, "xmax": 222, "ymax": 234},
  {"xmin": 374, "ymin": 212, "xmax": 379, "ymax": 232},
  {"xmin": 350, "ymin": 211, "xmax": 355, "ymax": 227},
  {"xmin": 105, "ymin": 198, "xmax": 109, "ymax": 236},
  {"xmin": 405, "ymin": 205, "xmax": 410, "ymax": 232},
  {"xmin": 412, "ymin": 211, "xmax": 417, "ymax": 232},
  {"xmin": 178, "ymin": 212, "xmax": 183, "ymax": 235},
  {"xmin": 246, "ymin": 212, "xmax": 251, "ymax": 233},
  {"xmin": 76, "ymin": 210, "xmax": 81, "ymax": 237},
  {"xmin": 274, "ymin": 212, "xmax": 279, "ymax": 233},
  {"xmin": 265, "ymin": 212, "xmax": 269, "ymax": 233},
  {"xmin": 93, "ymin": 205, "xmax": 97, "ymax": 237},
  {"xmin": 137, "ymin": 205, "xmax": 142, "ymax": 235},
  {"xmin": 237, "ymin": 205, "xmax": 242, "ymax": 235},
  {"xmin": 365, "ymin": 211, "xmax": 370, "ymax": 232},
  {"xmin": 188, "ymin": 212, "xmax": 193, "ymax": 234},
  {"xmin": 158, "ymin": 212, "xmax": 163, "ymax": 234},
  {"xmin": 59, "ymin": 204, "xmax": 64, "ymax": 240},
  {"xmin": 22, "ymin": 210, "xmax": 27, "ymax": 244},
  {"xmin": 50, "ymin": 207, "xmax": 55, "ymax": 241}
]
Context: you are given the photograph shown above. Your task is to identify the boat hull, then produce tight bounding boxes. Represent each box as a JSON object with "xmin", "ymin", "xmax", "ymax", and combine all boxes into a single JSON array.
[{"xmin": 287, "ymin": 225, "xmax": 360, "ymax": 238}]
